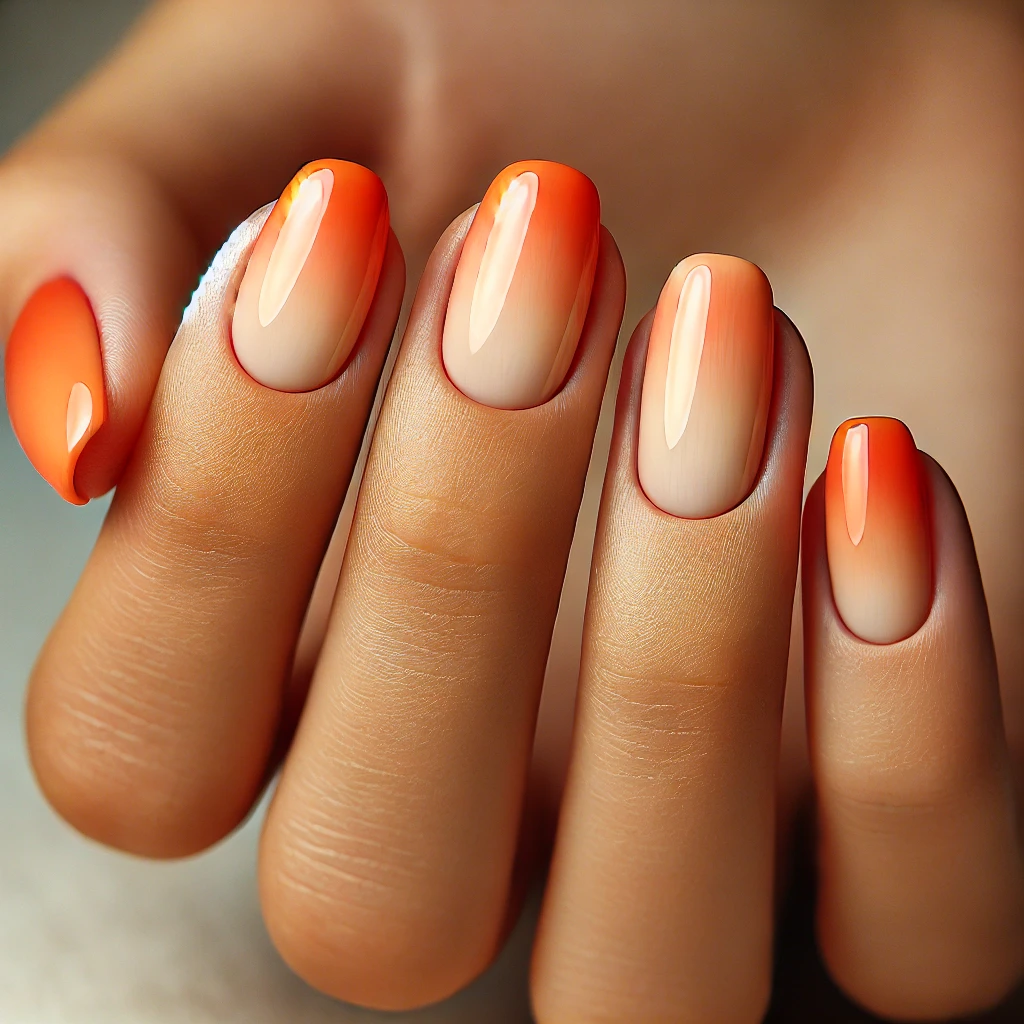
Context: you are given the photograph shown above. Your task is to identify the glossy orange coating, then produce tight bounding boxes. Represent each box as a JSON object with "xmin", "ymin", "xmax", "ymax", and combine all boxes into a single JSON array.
[
  {"xmin": 5, "ymin": 277, "xmax": 106, "ymax": 504},
  {"xmin": 638, "ymin": 253, "xmax": 774, "ymax": 518},
  {"xmin": 825, "ymin": 417, "xmax": 933, "ymax": 643},
  {"xmin": 232, "ymin": 159, "xmax": 389, "ymax": 392},
  {"xmin": 442, "ymin": 160, "xmax": 601, "ymax": 409}
]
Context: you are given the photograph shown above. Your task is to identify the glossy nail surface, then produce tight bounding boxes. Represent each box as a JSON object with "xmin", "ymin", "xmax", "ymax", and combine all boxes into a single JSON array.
[
  {"xmin": 825, "ymin": 417, "xmax": 933, "ymax": 643},
  {"xmin": 233, "ymin": 159, "xmax": 389, "ymax": 392},
  {"xmin": 442, "ymin": 160, "xmax": 600, "ymax": 409},
  {"xmin": 5, "ymin": 277, "xmax": 106, "ymax": 504},
  {"xmin": 638, "ymin": 253, "xmax": 774, "ymax": 518}
]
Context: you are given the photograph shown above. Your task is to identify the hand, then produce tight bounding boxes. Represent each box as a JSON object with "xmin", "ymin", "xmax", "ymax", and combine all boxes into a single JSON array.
[
  {"xmin": 5, "ymin": 3, "xmax": 1024, "ymax": 1021},
  {"xmin": 8, "ymin": 148, "xmax": 1024, "ymax": 1019}
]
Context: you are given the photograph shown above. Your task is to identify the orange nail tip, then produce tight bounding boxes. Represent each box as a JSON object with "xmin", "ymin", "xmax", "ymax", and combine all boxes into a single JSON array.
[
  {"xmin": 5, "ymin": 277, "xmax": 106, "ymax": 504},
  {"xmin": 825, "ymin": 417, "xmax": 933, "ymax": 643},
  {"xmin": 232, "ymin": 159, "xmax": 390, "ymax": 392}
]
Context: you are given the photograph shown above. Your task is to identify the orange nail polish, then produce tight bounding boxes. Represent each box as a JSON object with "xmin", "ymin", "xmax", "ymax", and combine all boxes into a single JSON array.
[
  {"xmin": 637, "ymin": 254, "xmax": 774, "ymax": 518},
  {"xmin": 232, "ymin": 159, "xmax": 389, "ymax": 392},
  {"xmin": 825, "ymin": 417, "xmax": 933, "ymax": 643},
  {"xmin": 442, "ymin": 160, "xmax": 600, "ymax": 409},
  {"xmin": 5, "ymin": 277, "xmax": 106, "ymax": 504}
]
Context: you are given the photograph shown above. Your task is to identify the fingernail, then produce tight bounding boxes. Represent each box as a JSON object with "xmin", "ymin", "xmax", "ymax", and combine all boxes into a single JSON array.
[
  {"xmin": 232, "ymin": 159, "xmax": 389, "ymax": 392},
  {"xmin": 442, "ymin": 160, "xmax": 600, "ymax": 409},
  {"xmin": 825, "ymin": 417, "xmax": 933, "ymax": 643},
  {"xmin": 637, "ymin": 254, "xmax": 774, "ymax": 518},
  {"xmin": 5, "ymin": 277, "xmax": 107, "ymax": 504}
]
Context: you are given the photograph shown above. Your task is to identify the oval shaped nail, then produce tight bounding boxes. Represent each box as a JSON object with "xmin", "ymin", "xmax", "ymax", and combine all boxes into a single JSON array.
[
  {"xmin": 638, "ymin": 253, "xmax": 774, "ymax": 518},
  {"xmin": 825, "ymin": 417, "xmax": 933, "ymax": 643},
  {"xmin": 232, "ymin": 159, "xmax": 389, "ymax": 393},
  {"xmin": 442, "ymin": 160, "xmax": 600, "ymax": 410}
]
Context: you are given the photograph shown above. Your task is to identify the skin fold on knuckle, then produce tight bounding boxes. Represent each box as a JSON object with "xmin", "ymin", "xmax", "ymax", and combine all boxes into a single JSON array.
[
  {"xmin": 590, "ymin": 486, "xmax": 797, "ymax": 694},
  {"xmin": 378, "ymin": 379, "xmax": 590, "ymax": 572},
  {"xmin": 814, "ymin": 632, "xmax": 1009, "ymax": 820}
]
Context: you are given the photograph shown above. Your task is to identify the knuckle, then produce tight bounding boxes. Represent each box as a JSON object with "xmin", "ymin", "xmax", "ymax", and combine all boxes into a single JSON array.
[{"xmin": 818, "ymin": 740, "xmax": 988, "ymax": 822}]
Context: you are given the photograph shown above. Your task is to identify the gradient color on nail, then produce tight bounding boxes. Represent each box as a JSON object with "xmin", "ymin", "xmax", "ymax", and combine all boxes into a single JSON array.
[
  {"xmin": 442, "ymin": 160, "xmax": 600, "ymax": 409},
  {"xmin": 825, "ymin": 417, "xmax": 933, "ymax": 644},
  {"xmin": 638, "ymin": 253, "xmax": 774, "ymax": 518},
  {"xmin": 5, "ymin": 277, "xmax": 107, "ymax": 504},
  {"xmin": 232, "ymin": 159, "xmax": 389, "ymax": 392}
]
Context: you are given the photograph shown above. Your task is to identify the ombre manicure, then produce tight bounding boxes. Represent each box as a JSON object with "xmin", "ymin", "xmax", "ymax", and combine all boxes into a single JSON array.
[
  {"xmin": 233, "ymin": 159, "xmax": 389, "ymax": 392},
  {"xmin": 5, "ymin": 277, "xmax": 106, "ymax": 504},
  {"xmin": 825, "ymin": 417, "xmax": 933, "ymax": 643},
  {"xmin": 638, "ymin": 254, "xmax": 774, "ymax": 518},
  {"xmin": 442, "ymin": 160, "xmax": 600, "ymax": 409}
]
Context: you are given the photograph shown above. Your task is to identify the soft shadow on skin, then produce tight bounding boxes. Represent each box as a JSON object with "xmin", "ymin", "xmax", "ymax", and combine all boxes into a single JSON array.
[{"xmin": 766, "ymin": 822, "xmax": 1024, "ymax": 1024}]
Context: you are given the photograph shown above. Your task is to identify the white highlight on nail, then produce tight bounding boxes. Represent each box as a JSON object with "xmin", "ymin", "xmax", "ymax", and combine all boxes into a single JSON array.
[
  {"xmin": 66, "ymin": 382, "xmax": 93, "ymax": 451},
  {"xmin": 468, "ymin": 171, "xmax": 539, "ymax": 354},
  {"xmin": 258, "ymin": 168, "xmax": 334, "ymax": 327},
  {"xmin": 664, "ymin": 263, "xmax": 712, "ymax": 449},
  {"xmin": 842, "ymin": 423, "xmax": 869, "ymax": 546}
]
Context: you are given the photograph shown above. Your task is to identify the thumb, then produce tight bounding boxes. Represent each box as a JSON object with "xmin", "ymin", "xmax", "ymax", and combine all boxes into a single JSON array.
[{"xmin": 1, "ymin": 146, "xmax": 197, "ymax": 502}]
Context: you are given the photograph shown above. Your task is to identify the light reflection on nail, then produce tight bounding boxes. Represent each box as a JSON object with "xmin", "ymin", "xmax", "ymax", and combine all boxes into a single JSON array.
[
  {"xmin": 65, "ymin": 381, "xmax": 93, "ymax": 452},
  {"xmin": 663, "ymin": 263, "xmax": 711, "ymax": 450},
  {"xmin": 258, "ymin": 168, "xmax": 334, "ymax": 328},
  {"xmin": 468, "ymin": 171, "xmax": 539, "ymax": 354},
  {"xmin": 842, "ymin": 423, "xmax": 869, "ymax": 546}
]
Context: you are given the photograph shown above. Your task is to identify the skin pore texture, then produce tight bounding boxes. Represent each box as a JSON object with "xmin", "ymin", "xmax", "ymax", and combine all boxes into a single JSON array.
[{"xmin": 4, "ymin": 0, "xmax": 1024, "ymax": 1019}]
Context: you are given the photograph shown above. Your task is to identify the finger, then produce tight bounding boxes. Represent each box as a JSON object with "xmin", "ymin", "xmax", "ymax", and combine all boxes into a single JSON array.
[
  {"xmin": 531, "ymin": 258, "xmax": 813, "ymax": 1023},
  {"xmin": 804, "ymin": 419, "xmax": 1024, "ymax": 1020},
  {"xmin": 26, "ymin": 161, "xmax": 402, "ymax": 857},
  {"xmin": 259, "ymin": 162, "xmax": 623, "ymax": 1010},
  {"xmin": 2, "ymin": 0, "xmax": 400, "ymax": 501}
]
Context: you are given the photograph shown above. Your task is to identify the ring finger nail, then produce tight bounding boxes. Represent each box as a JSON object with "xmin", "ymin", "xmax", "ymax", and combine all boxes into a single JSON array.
[
  {"xmin": 5, "ymin": 277, "xmax": 107, "ymax": 504},
  {"xmin": 232, "ymin": 159, "xmax": 389, "ymax": 392},
  {"xmin": 442, "ymin": 160, "xmax": 601, "ymax": 409},
  {"xmin": 638, "ymin": 254, "xmax": 774, "ymax": 518},
  {"xmin": 825, "ymin": 417, "xmax": 932, "ymax": 643}
]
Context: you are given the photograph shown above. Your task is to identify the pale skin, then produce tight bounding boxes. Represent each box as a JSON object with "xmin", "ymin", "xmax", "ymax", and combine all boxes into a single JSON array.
[{"xmin": 4, "ymin": 1, "xmax": 1024, "ymax": 1020}]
